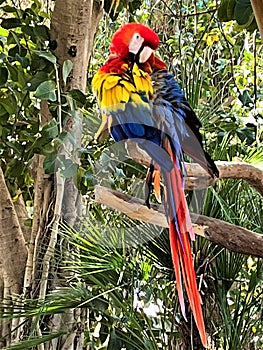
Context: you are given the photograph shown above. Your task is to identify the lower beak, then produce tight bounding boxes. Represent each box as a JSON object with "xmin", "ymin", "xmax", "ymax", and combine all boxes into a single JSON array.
[{"xmin": 139, "ymin": 46, "xmax": 153, "ymax": 63}]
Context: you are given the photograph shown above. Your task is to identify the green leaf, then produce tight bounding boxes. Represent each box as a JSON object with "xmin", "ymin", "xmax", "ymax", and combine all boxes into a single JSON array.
[
  {"xmin": 234, "ymin": 0, "xmax": 254, "ymax": 26},
  {"xmin": 4, "ymin": 332, "xmax": 66, "ymax": 350},
  {"xmin": 1, "ymin": 18, "xmax": 22, "ymax": 29},
  {"xmin": 33, "ymin": 25, "xmax": 50, "ymax": 41},
  {"xmin": 5, "ymin": 158, "xmax": 24, "ymax": 177},
  {"xmin": 15, "ymin": 53, "xmax": 30, "ymax": 69},
  {"xmin": 26, "ymin": 71, "xmax": 49, "ymax": 91},
  {"xmin": 21, "ymin": 25, "xmax": 35, "ymax": 37},
  {"xmin": 7, "ymin": 31, "xmax": 19, "ymax": 45},
  {"xmin": 218, "ymin": 0, "xmax": 236, "ymax": 21},
  {"xmin": 108, "ymin": 329, "xmax": 123, "ymax": 350},
  {"xmin": 2, "ymin": 5, "xmax": 17, "ymax": 12},
  {"xmin": 43, "ymin": 154, "xmax": 78, "ymax": 177},
  {"xmin": 0, "ymin": 96, "xmax": 18, "ymax": 115},
  {"xmin": 0, "ymin": 67, "xmax": 8, "ymax": 85},
  {"xmin": 35, "ymin": 80, "xmax": 56, "ymax": 101},
  {"xmin": 0, "ymin": 27, "xmax": 9, "ymax": 38},
  {"xmin": 34, "ymin": 50, "xmax": 57, "ymax": 65},
  {"xmin": 8, "ymin": 44, "xmax": 19, "ymax": 57},
  {"xmin": 68, "ymin": 89, "xmax": 86, "ymax": 107},
  {"xmin": 116, "ymin": 167, "xmax": 126, "ymax": 179},
  {"xmin": 7, "ymin": 63, "xmax": 18, "ymax": 81},
  {"xmin": 43, "ymin": 153, "xmax": 60, "ymax": 174},
  {"xmin": 41, "ymin": 119, "xmax": 59, "ymax": 139},
  {"xmin": 62, "ymin": 60, "xmax": 73, "ymax": 84},
  {"xmin": 238, "ymin": 90, "xmax": 253, "ymax": 107},
  {"xmin": 60, "ymin": 159, "xmax": 78, "ymax": 178},
  {"xmin": 24, "ymin": 218, "xmax": 33, "ymax": 227}
]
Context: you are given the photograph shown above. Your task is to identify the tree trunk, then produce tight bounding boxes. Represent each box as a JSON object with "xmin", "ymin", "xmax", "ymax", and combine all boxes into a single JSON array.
[
  {"xmin": 26, "ymin": 1, "xmax": 102, "ymax": 348},
  {"xmin": 0, "ymin": 1, "xmax": 102, "ymax": 349},
  {"xmin": 251, "ymin": 0, "xmax": 263, "ymax": 40},
  {"xmin": 0, "ymin": 167, "xmax": 28, "ymax": 348}
]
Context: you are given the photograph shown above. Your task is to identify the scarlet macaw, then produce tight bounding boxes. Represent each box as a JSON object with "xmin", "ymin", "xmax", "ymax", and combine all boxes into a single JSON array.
[{"xmin": 92, "ymin": 23, "xmax": 219, "ymax": 347}]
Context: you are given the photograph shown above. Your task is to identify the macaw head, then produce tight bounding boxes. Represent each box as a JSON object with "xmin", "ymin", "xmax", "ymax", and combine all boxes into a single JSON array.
[{"xmin": 110, "ymin": 23, "xmax": 160, "ymax": 63}]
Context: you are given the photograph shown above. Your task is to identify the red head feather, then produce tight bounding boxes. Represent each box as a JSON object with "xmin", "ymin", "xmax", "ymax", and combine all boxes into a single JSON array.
[{"xmin": 110, "ymin": 23, "xmax": 160, "ymax": 58}]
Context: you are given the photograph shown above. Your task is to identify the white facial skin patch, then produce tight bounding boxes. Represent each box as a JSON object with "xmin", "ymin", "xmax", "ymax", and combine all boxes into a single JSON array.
[{"xmin": 128, "ymin": 32, "xmax": 144, "ymax": 54}]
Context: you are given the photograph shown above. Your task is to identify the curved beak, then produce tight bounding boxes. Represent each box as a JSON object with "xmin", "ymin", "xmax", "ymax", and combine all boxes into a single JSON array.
[{"xmin": 139, "ymin": 46, "xmax": 153, "ymax": 63}]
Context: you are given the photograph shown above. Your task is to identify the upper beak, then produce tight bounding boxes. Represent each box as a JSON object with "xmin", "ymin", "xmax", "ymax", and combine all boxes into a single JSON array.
[{"xmin": 139, "ymin": 46, "xmax": 153, "ymax": 63}]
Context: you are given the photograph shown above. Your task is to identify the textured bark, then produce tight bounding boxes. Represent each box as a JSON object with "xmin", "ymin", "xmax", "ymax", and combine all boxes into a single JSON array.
[
  {"xmin": 24, "ymin": 102, "xmax": 53, "ymax": 292},
  {"xmin": 20, "ymin": 1, "xmax": 103, "ymax": 349},
  {"xmin": 95, "ymin": 185, "xmax": 263, "ymax": 258},
  {"xmin": 49, "ymin": 1, "xmax": 103, "ymax": 343},
  {"xmin": 50, "ymin": 0, "xmax": 102, "ymax": 227},
  {"xmin": 0, "ymin": 167, "xmax": 27, "ymax": 294},
  {"xmin": 50, "ymin": 0, "xmax": 102, "ymax": 91},
  {"xmin": 0, "ymin": 167, "xmax": 28, "ymax": 347},
  {"xmin": 13, "ymin": 195, "xmax": 31, "ymax": 244},
  {"xmin": 251, "ymin": 0, "xmax": 263, "ymax": 39}
]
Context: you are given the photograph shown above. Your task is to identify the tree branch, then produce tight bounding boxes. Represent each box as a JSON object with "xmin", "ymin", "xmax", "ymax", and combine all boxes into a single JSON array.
[
  {"xmin": 125, "ymin": 141, "xmax": 263, "ymax": 195},
  {"xmin": 95, "ymin": 185, "xmax": 263, "ymax": 258}
]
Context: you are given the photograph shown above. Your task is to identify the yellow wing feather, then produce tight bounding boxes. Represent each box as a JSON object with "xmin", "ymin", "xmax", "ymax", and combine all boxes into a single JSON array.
[
  {"xmin": 92, "ymin": 63, "xmax": 153, "ymax": 140},
  {"xmin": 92, "ymin": 64, "xmax": 153, "ymax": 110}
]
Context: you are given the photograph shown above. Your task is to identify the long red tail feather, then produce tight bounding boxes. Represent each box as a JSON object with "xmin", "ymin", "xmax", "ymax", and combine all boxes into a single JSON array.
[{"xmin": 163, "ymin": 138, "xmax": 207, "ymax": 348}]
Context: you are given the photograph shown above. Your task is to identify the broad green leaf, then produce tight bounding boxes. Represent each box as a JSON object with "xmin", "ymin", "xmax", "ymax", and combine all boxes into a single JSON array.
[
  {"xmin": 60, "ymin": 159, "xmax": 78, "ymax": 178},
  {"xmin": 218, "ymin": 5, "xmax": 228, "ymax": 22},
  {"xmin": 26, "ymin": 71, "xmax": 49, "ymax": 91},
  {"xmin": 5, "ymin": 158, "xmax": 24, "ymax": 176},
  {"xmin": 33, "ymin": 25, "xmax": 50, "ymax": 41},
  {"xmin": 1, "ymin": 18, "xmax": 22, "ymax": 29},
  {"xmin": 218, "ymin": 0, "xmax": 236, "ymax": 21},
  {"xmin": 34, "ymin": 50, "xmax": 57, "ymax": 65},
  {"xmin": 43, "ymin": 153, "xmax": 60, "ymax": 174},
  {"xmin": 21, "ymin": 25, "xmax": 35, "ymax": 37},
  {"xmin": 0, "ymin": 27, "xmax": 8, "ymax": 38},
  {"xmin": 7, "ymin": 31, "xmax": 19, "ymax": 45},
  {"xmin": 41, "ymin": 119, "xmax": 59, "ymax": 139},
  {"xmin": 2, "ymin": 5, "xmax": 17, "ymax": 12},
  {"xmin": 8, "ymin": 44, "xmax": 19, "ymax": 57},
  {"xmin": 234, "ymin": 0, "xmax": 254, "ymax": 26},
  {"xmin": 0, "ymin": 67, "xmax": 8, "ymax": 85},
  {"xmin": 0, "ymin": 96, "xmax": 18, "ymax": 115},
  {"xmin": 15, "ymin": 53, "xmax": 30, "ymax": 69},
  {"xmin": 227, "ymin": 0, "xmax": 236, "ymax": 20},
  {"xmin": 68, "ymin": 89, "xmax": 86, "ymax": 107},
  {"xmin": 35, "ymin": 80, "xmax": 56, "ymax": 101},
  {"xmin": 62, "ymin": 60, "xmax": 73, "ymax": 84},
  {"xmin": 238, "ymin": 90, "xmax": 253, "ymax": 107},
  {"xmin": 7, "ymin": 63, "xmax": 18, "ymax": 81}
]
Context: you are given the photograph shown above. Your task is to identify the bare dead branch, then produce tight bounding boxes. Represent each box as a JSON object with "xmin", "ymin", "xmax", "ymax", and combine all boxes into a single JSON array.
[{"xmin": 95, "ymin": 185, "xmax": 263, "ymax": 258}]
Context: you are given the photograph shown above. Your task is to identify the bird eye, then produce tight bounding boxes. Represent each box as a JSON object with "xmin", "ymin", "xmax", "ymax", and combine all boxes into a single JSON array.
[{"xmin": 136, "ymin": 34, "xmax": 140, "ymax": 40}]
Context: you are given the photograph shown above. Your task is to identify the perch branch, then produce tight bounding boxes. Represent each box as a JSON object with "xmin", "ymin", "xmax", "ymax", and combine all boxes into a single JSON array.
[
  {"xmin": 95, "ymin": 185, "xmax": 263, "ymax": 258},
  {"xmin": 125, "ymin": 141, "xmax": 263, "ymax": 195}
]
